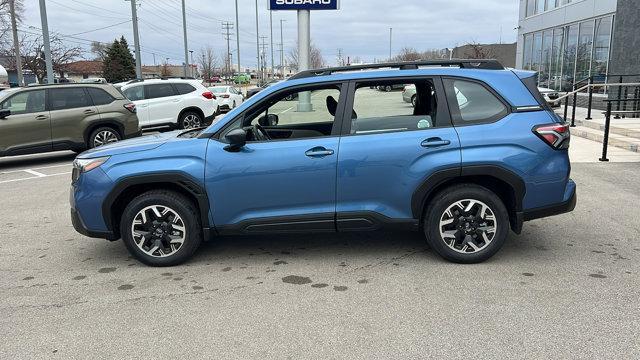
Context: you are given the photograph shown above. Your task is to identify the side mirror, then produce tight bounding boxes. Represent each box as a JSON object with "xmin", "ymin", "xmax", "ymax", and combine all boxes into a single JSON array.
[
  {"xmin": 0, "ymin": 109, "xmax": 10, "ymax": 119},
  {"xmin": 224, "ymin": 128, "xmax": 247, "ymax": 152},
  {"xmin": 258, "ymin": 113, "xmax": 278, "ymax": 127}
]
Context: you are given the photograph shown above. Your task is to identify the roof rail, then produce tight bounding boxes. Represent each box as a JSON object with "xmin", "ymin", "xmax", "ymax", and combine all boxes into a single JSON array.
[
  {"xmin": 125, "ymin": 78, "xmax": 144, "ymax": 85},
  {"xmin": 159, "ymin": 76, "xmax": 197, "ymax": 80},
  {"xmin": 289, "ymin": 59, "xmax": 504, "ymax": 80}
]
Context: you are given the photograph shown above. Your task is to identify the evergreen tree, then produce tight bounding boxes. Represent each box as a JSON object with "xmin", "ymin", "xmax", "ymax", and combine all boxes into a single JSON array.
[{"xmin": 102, "ymin": 37, "xmax": 137, "ymax": 82}]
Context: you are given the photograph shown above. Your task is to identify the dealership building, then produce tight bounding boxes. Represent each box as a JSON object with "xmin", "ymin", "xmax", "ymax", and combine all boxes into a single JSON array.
[{"xmin": 516, "ymin": 0, "xmax": 639, "ymax": 91}]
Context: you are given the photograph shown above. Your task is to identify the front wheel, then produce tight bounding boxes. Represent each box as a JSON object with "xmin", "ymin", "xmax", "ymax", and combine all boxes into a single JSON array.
[
  {"xmin": 423, "ymin": 184, "xmax": 509, "ymax": 264},
  {"xmin": 120, "ymin": 190, "xmax": 203, "ymax": 266}
]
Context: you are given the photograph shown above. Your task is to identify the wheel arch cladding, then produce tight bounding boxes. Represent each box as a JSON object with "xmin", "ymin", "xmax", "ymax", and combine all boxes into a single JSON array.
[
  {"xmin": 102, "ymin": 173, "xmax": 210, "ymax": 239},
  {"xmin": 411, "ymin": 165, "xmax": 525, "ymax": 233}
]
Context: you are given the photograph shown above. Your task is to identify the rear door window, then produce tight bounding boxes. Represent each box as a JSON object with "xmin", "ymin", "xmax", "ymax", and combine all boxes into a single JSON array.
[
  {"xmin": 174, "ymin": 83, "xmax": 196, "ymax": 95},
  {"xmin": 123, "ymin": 85, "xmax": 144, "ymax": 101},
  {"xmin": 49, "ymin": 87, "xmax": 92, "ymax": 111},
  {"xmin": 443, "ymin": 79, "xmax": 508, "ymax": 125},
  {"xmin": 145, "ymin": 84, "xmax": 177, "ymax": 99},
  {"xmin": 86, "ymin": 88, "xmax": 115, "ymax": 106}
]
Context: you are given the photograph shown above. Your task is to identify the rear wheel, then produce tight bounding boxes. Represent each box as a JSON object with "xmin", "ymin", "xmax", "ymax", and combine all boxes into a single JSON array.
[
  {"xmin": 179, "ymin": 111, "xmax": 202, "ymax": 129},
  {"xmin": 120, "ymin": 190, "xmax": 202, "ymax": 266},
  {"xmin": 88, "ymin": 127, "xmax": 121, "ymax": 149},
  {"xmin": 411, "ymin": 95, "xmax": 417, "ymax": 108},
  {"xmin": 424, "ymin": 184, "xmax": 509, "ymax": 263}
]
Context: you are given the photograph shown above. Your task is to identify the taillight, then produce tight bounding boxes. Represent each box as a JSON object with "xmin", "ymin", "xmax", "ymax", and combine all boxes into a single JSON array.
[
  {"xmin": 202, "ymin": 91, "xmax": 215, "ymax": 100},
  {"xmin": 123, "ymin": 103, "xmax": 136, "ymax": 113},
  {"xmin": 533, "ymin": 123, "xmax": 570, "ymax": 149}
]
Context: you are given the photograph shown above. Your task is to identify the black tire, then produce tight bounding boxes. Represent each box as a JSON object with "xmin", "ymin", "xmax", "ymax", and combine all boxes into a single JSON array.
[
  {"xmin": 411, "ymin": 95, "xmax": 417, "ymax": 108},
  {"xmin": 423, "ymin": 184, "xmax": 509, "ymax": 264},
  {"xmin": 88, "ymin": 126, "xmax": 121, "ymax": 149},
  {"xmin": 120, "ymin": 190, "xmax": 203, "ymax": 267},
  {"xmin": 178, "ymin": 111, "xmax": 202, "ymax": 130},
  {"xmin": 385, "ymin": 86, "xmax": 392, "ymax": 92},
  {"xmin": 232, "ymin": 101, "xmax": 236, "ymax": 109}
]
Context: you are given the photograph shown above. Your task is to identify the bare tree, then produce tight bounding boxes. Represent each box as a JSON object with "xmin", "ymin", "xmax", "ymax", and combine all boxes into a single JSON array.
[
  {"xmin": 461, "ymin": 42, "xmax": 495, "ymax": 59},
  {"xmin": 287, "ymin": 41, "xmax": 325, "ymax": 71},
  {"xmin": 160, "ymin": 61, "xmax": 171, "ymax": 77},
  {"xmin": 392, "ymin": 47, "xmax": 422, "ymax": 62},
  {"xmin": 198, "ymin": 46, "xmax": 218, "ymax": 80},
  {"xmin": 0, "ymin": 0, "xmax": 23, "ymax": 45},
  {"xmin": 90, "ymin": 41, "xmax": 109, "ymax": 62},
  {"xmin": 5, "ymin": 33, "xmax": 83, "ymax": 83}
]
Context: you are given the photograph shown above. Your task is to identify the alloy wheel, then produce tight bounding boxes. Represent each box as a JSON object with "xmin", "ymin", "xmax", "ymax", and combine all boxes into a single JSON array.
[
  {"xmin": 182, "ymin": 114, "xmax": 202, "ymax": 129},
  {"xmin": 130, "ymin": 205, "xmax": 186, "ymax": 258},
  {"xmin": 439, "ymin": 199, "xmax": 497, "ymax": 254},
  {"xmin": 93, "ymin": 130, "xmax": 119, "ymax": 147}
]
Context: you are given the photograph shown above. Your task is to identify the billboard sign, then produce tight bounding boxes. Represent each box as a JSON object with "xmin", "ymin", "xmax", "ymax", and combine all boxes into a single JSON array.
[{"xmin": 269, "ymin": 0, "xmax": 339, "ymax": 11}]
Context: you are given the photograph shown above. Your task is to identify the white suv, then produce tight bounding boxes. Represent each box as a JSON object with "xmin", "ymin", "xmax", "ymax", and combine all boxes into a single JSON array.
[{"xmin": 119, "ymin": 78, "xmax": 218, "ymax": 129}]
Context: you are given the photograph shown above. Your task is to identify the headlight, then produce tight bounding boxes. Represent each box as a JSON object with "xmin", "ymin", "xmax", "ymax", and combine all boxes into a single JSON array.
[{"xmin": 72, "ymin": 156, "xmax": 110, "ymax": 181}]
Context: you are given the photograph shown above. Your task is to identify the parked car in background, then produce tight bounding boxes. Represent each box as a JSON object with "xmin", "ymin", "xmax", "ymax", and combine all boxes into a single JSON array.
[
  {"xmin": 403, "ymin": 84, "xmax": 417, "ymax": 107},
  {"xmin": 80, "ymin": 78, "xmax": 108, "ymax": 84},
  {"xmin": 0, "ymin": 65, "xmax": 9, "ymax": 90},
  {"xmin": 246, "ymin": 79, "xmax": 282, "ymax": 99},
  {"xmin": 0, "ymin": 83, "xmax": 139, "ymax": 157},
  {"xmin": 120, "ymin": 78, "xmax": 218, "ymax": 130},
  {"xmin": 208, "ymin": 76, "xmax": 222, "ymax": 83},
  {"xmin": 70, "ymin": 59, "xmax": 575, "ymax": 266},
  {"xmin": 209, "ymin": 86, "xmax": 244, "ymax": 111},
  {"xmin": 233, "ymin": 73, "xmax": 251, "ymax": 85},
  {"xmin": 378, "ymin": 84, "xmax": 405, "ymax": 92},
  {"xmin": 538, "ymin": 87, "xmax": 561, "ymax": 108}
]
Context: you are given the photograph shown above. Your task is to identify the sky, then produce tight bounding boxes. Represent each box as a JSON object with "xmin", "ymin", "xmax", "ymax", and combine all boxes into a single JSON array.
[{"xmin": 21, "ymin": 0, "xmax": 519, "ymax": 68}]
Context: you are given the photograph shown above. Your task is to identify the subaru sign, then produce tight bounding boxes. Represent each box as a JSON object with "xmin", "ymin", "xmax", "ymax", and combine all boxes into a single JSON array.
[{"xmin": 269, "ymin": 0, "xmax": 339, "ymax": 11}]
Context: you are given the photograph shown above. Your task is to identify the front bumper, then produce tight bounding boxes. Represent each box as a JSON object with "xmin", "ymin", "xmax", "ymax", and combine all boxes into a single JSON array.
[{"xmin": 71, "ymin": 208, "xmax": 116, "ymax": 240}]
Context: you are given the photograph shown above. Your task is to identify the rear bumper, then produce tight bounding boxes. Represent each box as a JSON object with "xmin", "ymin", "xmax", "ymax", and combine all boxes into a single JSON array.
[{"xmin": 522, "ymin": 180, "xmax": 577, "ymax": 222}]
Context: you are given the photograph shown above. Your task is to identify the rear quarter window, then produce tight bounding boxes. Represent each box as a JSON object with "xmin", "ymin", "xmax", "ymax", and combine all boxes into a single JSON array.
[
  {"xmin": 86, "ymin": 87, "xmax": 115, "ymax": 106},
  {"xmin": 443, "ymin": 78, "xmax": 508, "ymax": 125},
  {"xmin": 174, "ymin": 83, "xmax": 197, "ymax": 95}
]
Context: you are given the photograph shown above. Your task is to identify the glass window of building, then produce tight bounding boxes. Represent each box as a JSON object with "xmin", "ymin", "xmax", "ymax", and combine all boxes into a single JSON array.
[
  {"xmin": 550, "ymin": 28, "xmax": 565, "ymax": 90},
  {"xmin": 532, "ymin": 32, "xmax": 543, "ymax": 72},
  {"xmin": 562, "ymin": 24, "xmax": 579, "ymax": 91},
  {"xmin": 523, "ymin": 34, "xmax": 533, "ymax": 70},
  {"xmin": 592, "ymin": 16, "xmax": 612, "ymax": 77},
  {"xmin": 575, "ymin": 20, "xmax": 595, "ymax": 83},
  {"xmin": 526, "ymin": 0, "xmax": 536, "ymax": 17},
  {"xmin": 536, "ymin": 0, "xmax": 546, "ymax": 14},
  {"xmin": 540, "ymin": 30, "xmax": 553, "ymax": 88}
]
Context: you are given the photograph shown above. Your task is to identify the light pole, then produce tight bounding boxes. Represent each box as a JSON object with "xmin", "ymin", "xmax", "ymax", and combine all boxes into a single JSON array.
[
  {"xmin": 189, "ymin": 50, "xmax": 194, "ymax": 77},
  {"xmin": 389, "ymin": 27, "xmax": 393, "ymax": 61},
  {"xmin": 279, "ymin": 19, "xmax": 286, "ymax": 77},
  {"xmin": 255, "ymin": 0, "xmax": 260, "ymax": 82},
  {"xmin": 181, "ymin": 0, "xmax": 189, "ymax": 77},
  {"xmin": 128, "ymin": 0, "xmax": 142, "ymax": 79},
  {"xmin": 270, "ymin": 10, "xmax": 274, "ymax": 79},
  {"xmin": 296, "ymin": 10, "xmax": 311, "ymax": 112},
  {"xmin": 38, "ymin": 0, "xmax": 54, "ymax": 84},
  {"xmin": 235, "ymin": 0, "xmax": 241, "ymax": 74}
]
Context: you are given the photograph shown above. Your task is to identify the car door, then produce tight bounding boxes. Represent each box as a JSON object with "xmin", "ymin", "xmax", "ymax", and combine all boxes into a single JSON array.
[
  {"xmin": 145, "ymin": 83, "xmax": 181, "ymax": 126},
  {"xmin": 122, "ymin": 85, "xmax": 149, "ymax": 126},
  {"xmin": 335, "ymin": 78, "xmax": 461, "ymax": 229},
  {"xmin": 204, "ymin": 83, "xmax": 347, "ymax": 233},
  {"xmin": 0, "ymin": 89, "xmax": 51, "ymax": 155},
  {"xmin": 48, "ymin": 87, "xmax": 99, "ymax": 150}
]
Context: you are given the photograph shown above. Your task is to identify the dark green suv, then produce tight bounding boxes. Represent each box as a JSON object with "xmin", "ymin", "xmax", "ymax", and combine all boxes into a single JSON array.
[{"xmin": 0, "ymin": 83, "xmax": 140, "ymax": 157}]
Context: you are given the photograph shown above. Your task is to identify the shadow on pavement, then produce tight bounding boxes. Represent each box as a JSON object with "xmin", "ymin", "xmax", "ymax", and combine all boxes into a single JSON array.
[{"xmin": 0, "ymin": 151, "xmax": 76, "ymax": 170}]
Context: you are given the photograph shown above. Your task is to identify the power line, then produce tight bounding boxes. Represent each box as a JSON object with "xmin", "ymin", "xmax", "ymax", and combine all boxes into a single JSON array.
[
  {"xmin": 68, "ymin": 19, "xmax": 132, "ymax": 36},
  {"xmin": 47, "ymin": 0, "xmax": 130, "ymax": 20}
]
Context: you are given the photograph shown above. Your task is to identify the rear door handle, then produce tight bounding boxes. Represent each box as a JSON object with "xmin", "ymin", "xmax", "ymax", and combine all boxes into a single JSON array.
[
  {"xmin": 421, "ymin": 137, "xmax": 451, "ymax": 148},
  {"xmin": 305, "ymin": 147, "xmax": 334, "ymax": 158},
  {"xmin": 35, "ymin": 115, "xmax": 49, "ymax": 121},
  {"xmin": 83, "ymin": 109, "xmax": 95, "ymax": 114}
]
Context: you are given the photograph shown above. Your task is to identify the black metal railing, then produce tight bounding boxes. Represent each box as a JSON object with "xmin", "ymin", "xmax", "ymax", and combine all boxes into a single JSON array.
[{"xmin": 599, "ymin": 97, "xmax": 640, "ymax": 162}]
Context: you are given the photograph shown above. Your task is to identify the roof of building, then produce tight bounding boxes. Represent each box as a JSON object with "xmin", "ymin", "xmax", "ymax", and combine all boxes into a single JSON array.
[{"xmin": 64, "ymin": 60, "xmax": 103, "ymax": 74}]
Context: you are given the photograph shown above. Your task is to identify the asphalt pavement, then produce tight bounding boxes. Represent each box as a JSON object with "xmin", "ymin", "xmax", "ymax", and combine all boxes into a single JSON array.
[{"xmin": 0, "ymin": 147, "xmax": 638, "ymax": 359}]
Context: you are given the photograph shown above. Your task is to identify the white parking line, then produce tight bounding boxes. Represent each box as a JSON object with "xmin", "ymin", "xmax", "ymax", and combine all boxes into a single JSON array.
[
  {"xmin": 23, "ymin": 169, "xmax": 47, "ymax": 177},
  {"xmin": 0, "ymin": 163, "xmax": 72, "ymax": 184},
  {"xmin": 0, "ymin": 163, "xmax": 71, "ymax": 175},
  {"xmin": 0, "ymin": 171, "xmax": 71, "ymax": 184}
]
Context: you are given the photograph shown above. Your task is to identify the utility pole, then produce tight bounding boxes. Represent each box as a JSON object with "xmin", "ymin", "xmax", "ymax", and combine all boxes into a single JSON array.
[
  {"xmin": 389, "ymin": 27, "xmax": 393, "ymax": 60},
  {"xmin": 296, "ymin": 10, "xmax": 311, "ymax": 112},
  {"xmin": 189, "ymin": 50, "xmax": 194, "ymax": 77},
  {"xmin": 260, "ymin": 36, "xmax": 268, "ymax": 82},
  {"xmin": 235, "ymin": 0, "xmax": 241, "ymax": 74},
  {"xmin": 181, "ymin": 0, "xmax": 189, "ymax": 77},
  {"xmin": 269, "ymin": 10, "xmax": 274, "ymax": 79},
  {"xmin": 128, "ymin": 0, "xmax": 142, "ymax": 79},
  {"xmin": 152, "ymin": 53, "xmax": 156, "ymax": 66},
  {"xmin": 255, "ymin": 0, "xmax": 260, "ymax": 82},
  {"xmin": 38, "ymin": 0, "xmax": 54, "ymax": 84},
  {"xmin": 222, "ymin": 21, "xmax": 234, "ymax": 81},
  {"xmin": 279, "ymin": 19, "xmax": 285, "ymax": 77},
  {"xmin": 337, "ymin": 48, "xmax": 344, "ymax": 66},
  {"xmin": 9, "ymin": 0, "xmax": 23, "ymax": 86}
]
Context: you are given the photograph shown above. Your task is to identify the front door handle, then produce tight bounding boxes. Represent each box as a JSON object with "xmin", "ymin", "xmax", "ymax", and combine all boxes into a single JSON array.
[
  {"xmin": 421, "ymin": 137, "xmax": 451, "ymax": 148},
  {"xmin": 83, "ymin": 109, "xmax": 95, "ymax": 114},
  {"xmin": 35, "ymin": 115, "xmax": 49, "ymax": 121},
  {"xmin": 305, "ymin": 146, "xmax": 334, "ymax": 158}
]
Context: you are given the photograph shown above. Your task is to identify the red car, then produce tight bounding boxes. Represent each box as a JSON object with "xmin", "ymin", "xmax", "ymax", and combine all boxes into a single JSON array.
[{"xmin": 208, "ymin": 76, "xmax": 222, "ymax": 83}]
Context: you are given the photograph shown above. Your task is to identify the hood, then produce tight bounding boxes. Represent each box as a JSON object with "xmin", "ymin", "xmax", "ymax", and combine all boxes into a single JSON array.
[{"xmin": 78, "ymin": 130, "xmax": 183, "ymax": 158}]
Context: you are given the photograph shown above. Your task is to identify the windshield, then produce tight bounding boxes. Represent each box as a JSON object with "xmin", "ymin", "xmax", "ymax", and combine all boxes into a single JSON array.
[{"xmin": 209, "ymin": 87, "xmax": 228, "ymax": 94}]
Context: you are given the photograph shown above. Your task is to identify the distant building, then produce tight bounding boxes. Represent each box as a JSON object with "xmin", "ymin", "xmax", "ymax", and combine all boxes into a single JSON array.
[
  {"xmin": 516, "ymin": 0, "xmax": 639, "ymax": 91},
  {"xmin": 62, "ymin": 60, "xmax": 103, "ymax": 82},
  {"xmin": 452, "ymin": 43, "xmax": 517, "ymax": 68}
]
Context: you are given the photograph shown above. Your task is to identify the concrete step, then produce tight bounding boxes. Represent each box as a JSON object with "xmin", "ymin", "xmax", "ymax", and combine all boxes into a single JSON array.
[
  {"xmin": 573, "ymin": 118, "xmax": 640, "ymax": 140},
  {"xmin": 571, "ymin": 126, "xmax": 640, "ymax": 153}
]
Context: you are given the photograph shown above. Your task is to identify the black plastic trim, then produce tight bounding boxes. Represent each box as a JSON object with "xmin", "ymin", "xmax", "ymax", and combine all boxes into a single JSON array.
[
  {"xmin": 523, "ymin": 187, "xmax": 576, "ymax": 222},
  {"xmin": 101, "ymin": 173, "xmax": 210, "ymax": 238},
  {"xmin": 71, "ymin": 208, "xmax": 117, "ymax": 240},
  {"xmin": 216, "ymin": 213, "xmax": 336, "ymax": 235},
  {"xmin": 336, "ymin": 211, "xmax": 419, "ymax": 232}
]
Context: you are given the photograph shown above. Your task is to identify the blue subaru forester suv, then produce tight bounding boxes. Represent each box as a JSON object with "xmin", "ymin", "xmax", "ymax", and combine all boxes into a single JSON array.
[{"xmin": 70, "ymin": 60, "xmax": 576, "ymax": 266}]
